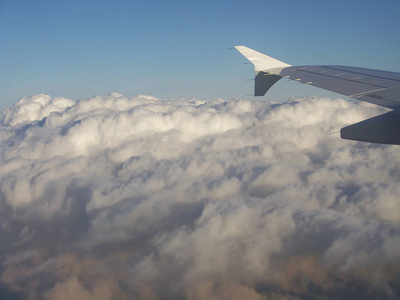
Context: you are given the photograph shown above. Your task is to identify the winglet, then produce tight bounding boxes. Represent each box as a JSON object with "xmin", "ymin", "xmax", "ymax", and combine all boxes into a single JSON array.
[
  {"xmin": 235, "ymin": 46, "xmax": 291, "ymax": 96},
  {"xmin": 234, "ymin": 46, "xmax": 291, "ymax": 74}
]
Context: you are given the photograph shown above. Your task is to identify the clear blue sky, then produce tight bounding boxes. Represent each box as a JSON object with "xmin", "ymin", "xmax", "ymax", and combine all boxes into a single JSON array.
[{"xmin": 1, "ymin": 0, "xmax": 400, "ymax": 109}]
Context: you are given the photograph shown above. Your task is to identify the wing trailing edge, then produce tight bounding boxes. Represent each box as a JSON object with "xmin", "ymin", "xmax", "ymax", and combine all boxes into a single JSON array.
[{"xmin": 235, "ymin": 45, "xmax": 400, "ymax": 144}]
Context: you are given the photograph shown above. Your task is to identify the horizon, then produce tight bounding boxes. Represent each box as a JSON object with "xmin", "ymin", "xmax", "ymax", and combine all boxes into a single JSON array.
[{"xmin": 1, "ymin": 0, "xmax": 400, "ymax": 110}]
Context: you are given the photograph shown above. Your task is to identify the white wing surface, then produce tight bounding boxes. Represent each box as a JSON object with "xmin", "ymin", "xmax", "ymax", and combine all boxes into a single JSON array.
[{"xmin": 235, "ymin": 45, "xmax": 400, "ymax": 144}]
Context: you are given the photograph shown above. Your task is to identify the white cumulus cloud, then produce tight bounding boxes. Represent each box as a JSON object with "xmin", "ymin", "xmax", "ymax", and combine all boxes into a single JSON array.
[{"xmin": 0, "ymin": 93, "xmax": 399, "ymax": 299}]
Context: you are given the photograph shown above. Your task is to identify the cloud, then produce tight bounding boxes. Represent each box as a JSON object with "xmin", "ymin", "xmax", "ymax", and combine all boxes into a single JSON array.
[{"xmin": 0, "ymin": 93, "xmax": 399, "ymax": 299}]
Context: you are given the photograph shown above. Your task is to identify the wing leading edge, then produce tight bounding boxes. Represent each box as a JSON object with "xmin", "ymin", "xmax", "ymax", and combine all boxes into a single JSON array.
[{"xmin": 235, "ymin": 45, "xmax": 400, "ymax": 144}]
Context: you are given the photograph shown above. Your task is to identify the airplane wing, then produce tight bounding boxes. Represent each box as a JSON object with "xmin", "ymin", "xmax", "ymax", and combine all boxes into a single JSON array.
[{"xmin": 235, "ymin": 45, "xmax": 400, "ymax": 145}]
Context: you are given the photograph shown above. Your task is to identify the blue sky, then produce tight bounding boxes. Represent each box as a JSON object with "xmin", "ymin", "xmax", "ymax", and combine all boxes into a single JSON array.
[{"xmin": 1, "ymin": 0, "xmax": 400, "ymax": 109}]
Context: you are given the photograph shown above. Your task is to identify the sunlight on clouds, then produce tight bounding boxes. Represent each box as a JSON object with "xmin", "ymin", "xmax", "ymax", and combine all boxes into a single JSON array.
[{"xmin": 0, "ymin": 93, "xmax": 399, "ymax": 299}]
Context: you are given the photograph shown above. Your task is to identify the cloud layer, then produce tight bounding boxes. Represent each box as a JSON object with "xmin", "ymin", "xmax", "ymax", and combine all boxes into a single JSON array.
[{"xmin": 1, "ymin": 93, "xmax": 399, "ymax": 299}]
